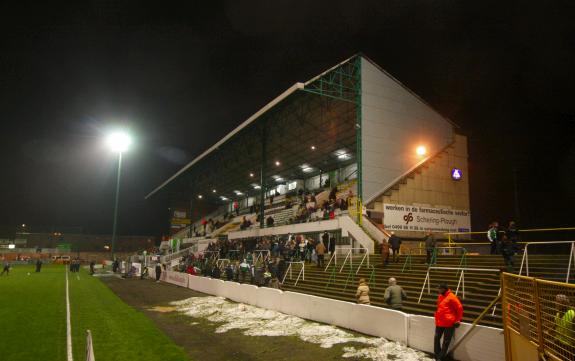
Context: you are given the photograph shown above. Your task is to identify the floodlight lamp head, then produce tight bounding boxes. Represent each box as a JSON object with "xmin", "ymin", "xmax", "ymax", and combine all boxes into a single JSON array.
[{"xmin": 106, "ymin": 132, "xmax": 132, "ymax": 153}]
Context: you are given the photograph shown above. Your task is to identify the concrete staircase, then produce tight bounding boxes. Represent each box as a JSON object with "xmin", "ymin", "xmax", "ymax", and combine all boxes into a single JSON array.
[{"xmin": 281, "ymin": 253, "xmax": 573, "ymax": 328}]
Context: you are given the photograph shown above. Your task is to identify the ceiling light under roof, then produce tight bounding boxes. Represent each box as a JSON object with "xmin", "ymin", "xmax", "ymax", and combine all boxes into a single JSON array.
[
  {"xmin": 220, "ymin": 196, "xmax": 228, "ymax": 201},
  {"xmin": 275, "ymin": 161, "xmax": 280, "ymax": 166},
  {"xmin": 251, "ymin": 183, "xmax": 261, "ymax": 189},
  {"xmin": 234, "ymin": 190, "xmax": 243, "ymax": 196},
  {"xmin": 300, "ymin": 163, "xmax": 314, "ymax": 173}
]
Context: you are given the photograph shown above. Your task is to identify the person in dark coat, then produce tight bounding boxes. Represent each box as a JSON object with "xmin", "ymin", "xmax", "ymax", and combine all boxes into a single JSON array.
[
  {"xmin": 155, "ymin": 263, "xmax": 162, "ymax": 282},
  {"xmin": 329, "ymin": 235, "xmax": 336, "ymax": 255},
  {"xmin": 35, "ymin": 259, "xmax": 42, "ymax": 272},
  {"xmin": 89, "ymin": 261, "xmax": 95, "ymax": 275},
  {"xmin": 381, "ymin": 241, "xmax": 390, "ymax": 267},
  {"xmin": 388, "ymin": 232, "xmax": 402, "ymax": 263},
  {"xmin": 424, "ymin": 232, "xmax": 437, "ymax": 264}
]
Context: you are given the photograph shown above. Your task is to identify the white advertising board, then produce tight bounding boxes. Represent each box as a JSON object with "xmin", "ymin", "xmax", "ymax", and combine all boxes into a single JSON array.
[{"xmin": 383, "ymin": 203, "xmax": 471, "ymax": 232}]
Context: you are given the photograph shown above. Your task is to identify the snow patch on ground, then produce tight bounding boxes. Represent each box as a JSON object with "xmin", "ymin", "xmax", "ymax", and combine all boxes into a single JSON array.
[{"xmin": 171, "ymin": 296, "xmax": 433, "ymax": 361}]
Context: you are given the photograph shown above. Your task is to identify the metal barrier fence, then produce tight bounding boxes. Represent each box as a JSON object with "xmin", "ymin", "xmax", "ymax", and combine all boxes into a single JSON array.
[
  {"xmin": 519, "ymin": 240, "xmax": 575, "ymax": 283},
  {"xmin": 502, "ymin": 272, "xmax": 575, "ymax": 361}
]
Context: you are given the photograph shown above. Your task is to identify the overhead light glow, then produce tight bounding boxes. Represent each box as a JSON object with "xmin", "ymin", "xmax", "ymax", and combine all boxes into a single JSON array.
[
  {"xmin": 251, "ymin": 183, "xmax": 261, "ymax": 189},
  {"xmin": 212, "ymin": 189, "xmax": 217, "ymax": 193},
  {"xmin": 249, "ymin": 173, "xmax": 254, "ymax": 177},
  {"xmin": 197, "ymin": 195, "xmax": 203, "ymax": 199},
  {"xmin": 272, "ymin": 175, "xmax": 284, "ymax": 183},
  {"xmin": 334, "ymin": 149, "xmax": 351, "ymax": 161},
  {"xmin": 300, "ymin": 164, "xmax": 314, "ymax": 173},
  {"xmin": 311, "ymin": 145, "xmax": 316, "ymax": 150},
  {"xmin": 234, "ymin": 190, "xmax": 243, "ymax": 196},
  {"xmin": 416, "ymin": 145, "xmax": 427, "ymax": 156},
  {"xmin": 106, "ymin": 131, "xmax": 132, "ymax": 153},
  {"xmin": 220, "ymin": 196, "xmax": 228, "ymax": 201},
  {"xmin": 275, "ymin": 161, "xmax": 280, "ymax": 166}
]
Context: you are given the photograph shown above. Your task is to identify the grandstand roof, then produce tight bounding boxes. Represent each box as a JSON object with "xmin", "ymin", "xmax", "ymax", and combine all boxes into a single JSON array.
[
  {"xmin": 146, "ymin": 55, "xmax": 362, "ymax": 202},
  {"xmin": 146, "ymin": 53, "xmax": 457, "ymax": 203}
]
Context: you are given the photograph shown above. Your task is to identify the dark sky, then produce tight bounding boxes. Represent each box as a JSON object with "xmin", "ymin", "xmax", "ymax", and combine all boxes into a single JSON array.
[{"xmin": 1, "ymin": 1, "xmax": 574, "ymax": 236}]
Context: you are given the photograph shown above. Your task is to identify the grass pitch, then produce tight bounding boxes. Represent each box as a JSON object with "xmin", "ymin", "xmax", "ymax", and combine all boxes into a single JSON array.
[{"xmin": 0, "ymin": 264, "xmax": 190, "ymax": 361}]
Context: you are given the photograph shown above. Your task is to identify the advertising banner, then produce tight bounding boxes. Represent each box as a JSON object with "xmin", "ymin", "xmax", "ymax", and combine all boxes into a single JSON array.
[{"xmin": 383, "ymin": 203, "xmax": 471, "ymax": 232}]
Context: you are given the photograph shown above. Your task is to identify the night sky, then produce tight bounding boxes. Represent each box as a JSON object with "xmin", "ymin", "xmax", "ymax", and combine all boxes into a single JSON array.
[{"xmin": 1, "ymin": 1, "xmax": 574, "ymax": 237}]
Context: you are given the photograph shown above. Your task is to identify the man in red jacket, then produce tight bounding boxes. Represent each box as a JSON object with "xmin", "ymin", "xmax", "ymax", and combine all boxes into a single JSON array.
[{"xmin": 434, "ymin": 282, "xmax": 463, "ymax": 361}]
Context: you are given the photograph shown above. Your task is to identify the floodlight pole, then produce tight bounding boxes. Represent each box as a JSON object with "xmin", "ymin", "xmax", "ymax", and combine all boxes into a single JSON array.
[
  {"xmin": 111, "ymin": 152, "xmax": 123, "ymax": 259},
  {"xmin": 259, "ymin": 124, "xmax": 267, "ymax": 228}
]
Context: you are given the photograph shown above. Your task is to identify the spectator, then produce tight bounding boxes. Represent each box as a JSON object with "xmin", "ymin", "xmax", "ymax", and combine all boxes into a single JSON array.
[
  {"xmin": 315, "ymin": 241, "xmax": 326, "ymax": 267},
  {"xmin": 35, "ymin": 258, "xmax": 42, "ymax": 273},
  {"xmin": 501, "ymin": 235, "xmax": 515, "ymax": 272},
  {"xmin": 553, "ymin": 294, "xmax": 575, "ymax": 358},
  {"xmin": 155, "ymin": 263, "xmax": 162, "ymax": 283},
  {"xmin": 266, "ymin": 215, "xmax": 275, "ymax": 227},
  {"xmin": 329, "ymin": 235, "xmax": 336, "ymax": 255},
  {"xmin": 506, "ymin": 221, "xmax": 520, "ymax": 252},
  {"xmin": 233, "ymin": 201, "xmax": 239, "ymax": 216},
  {"xmin": 89, "ymin": 261, "xmax": 95, "ymax": 275},
  {"xmin": 434, "ymin": 282, "xmax": 463, "ymax": 361},
  {"xmin": 225, "ymin": 263, "xmax": 234, "ymax": 280},
  {"xmin": 487, "ymin": 221, "xmax": 499, "ymax": 254},
  {"xmin": 239, "ymin": 259, "xmax": 250, "ymax": 283},
  {"xmin": 381, "ymin": 240, "xmax": 390, "ymax": 267},
  {"xmin": 355, "ymin": 278, "xmax": 370, "ymax": 305},
  {"xmin": 389, "ymin": 232, "xmax": 402, "ymax": 263},
  {"xmin": 424, "ymin": 231, "xmax": 436, "ymax": 264},
  {"xmin": 384, "ymin": 277, "xmax": 407, "ymax": 310}
]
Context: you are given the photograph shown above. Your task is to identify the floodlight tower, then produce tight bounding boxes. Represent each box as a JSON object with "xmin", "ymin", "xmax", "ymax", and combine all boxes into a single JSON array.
[{"xmin": 106, "ymin": 131, "xmax": 132, "ymax": 259}]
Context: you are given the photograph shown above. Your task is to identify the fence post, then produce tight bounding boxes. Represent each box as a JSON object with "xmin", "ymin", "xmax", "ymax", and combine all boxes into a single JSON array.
[
  {"xmin": 533, "ymin": 279, "xmax": 545, "ymax": 357},
  {"xmin": 567, "ymin": 242, "xmax": 574, "ymax": 283}
]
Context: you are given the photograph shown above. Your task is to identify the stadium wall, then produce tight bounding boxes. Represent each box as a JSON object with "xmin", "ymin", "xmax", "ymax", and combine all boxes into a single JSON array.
[
  {"xmin": 360, "ymin": 57, "xmax": 454, "ymax": 204},
  {"xmin": 158, "ymin": 270, "xmax": 504, "ymax": 361}
]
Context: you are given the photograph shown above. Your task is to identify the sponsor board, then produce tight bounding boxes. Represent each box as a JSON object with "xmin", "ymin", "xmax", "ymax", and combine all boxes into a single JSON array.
[{"xmin": 383, "ymin": 203, "xmax": 471, "ymax": 232}]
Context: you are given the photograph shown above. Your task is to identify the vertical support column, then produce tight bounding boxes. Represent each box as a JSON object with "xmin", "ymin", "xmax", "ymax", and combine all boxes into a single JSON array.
[
  {"xmin": 259, "ymin": 123, "xmax": 267, "ymax": 229},
  {"xmin": 188, "ymin": 189, "xmax": 193, "ymax": 238},
  {"xmin": 355, "ymin": 56, "xmax": 363, "ymax": 208}
]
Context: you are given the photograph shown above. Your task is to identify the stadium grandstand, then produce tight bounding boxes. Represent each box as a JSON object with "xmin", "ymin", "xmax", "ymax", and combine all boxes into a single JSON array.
[{"xmin": 143, "ymin": 54, "xmax": 575, "ymax": 360}]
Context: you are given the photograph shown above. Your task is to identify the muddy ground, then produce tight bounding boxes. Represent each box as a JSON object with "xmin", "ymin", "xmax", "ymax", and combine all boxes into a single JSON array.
[{"xmin": 101, "ymin": 277, "xmax": 372, "ymax": 361}]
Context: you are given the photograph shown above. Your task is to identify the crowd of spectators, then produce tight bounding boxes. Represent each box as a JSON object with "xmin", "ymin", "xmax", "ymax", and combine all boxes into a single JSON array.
[{"xmin": 176, "ymin": 232, "xmax": 338, "ymax": 288}]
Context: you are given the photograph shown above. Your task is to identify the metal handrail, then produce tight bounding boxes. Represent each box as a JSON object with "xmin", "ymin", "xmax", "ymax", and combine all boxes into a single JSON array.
[
  {"xmin": 282, "ymin": 261, "xmax": 305, "ymax": 285},
  {"xmin": 324, "ymin": 252, "xmax": 337, "ymax": 272},
  {"xmin": 337, "ymin": 247, "xmax": 365, "ymax": 273},
  {"xmin": 355, "ymin": 252, "xmax": 370, "ymax": 275},
  {"xmin": 518, "ymin": 240, "xmax": 575, "ymax": 283},
  {"xmin": 418, "ymin": 266, "xmax": 499, "ymax": 303},
  {"xmin": 253, "ymin": 250, "xmax": 271, "ymax": 266}
]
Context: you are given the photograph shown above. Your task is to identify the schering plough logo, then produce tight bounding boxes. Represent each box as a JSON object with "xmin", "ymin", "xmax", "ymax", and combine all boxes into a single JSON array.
[{"xmin": 403, "ymin": 212, "xmax": 414, "ymax": 225}]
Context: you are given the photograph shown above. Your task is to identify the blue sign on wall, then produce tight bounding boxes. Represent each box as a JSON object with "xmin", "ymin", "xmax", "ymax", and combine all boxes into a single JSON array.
[{"xmin": 451, "ymin": 168, "xmax": 462, "ymax": 180}]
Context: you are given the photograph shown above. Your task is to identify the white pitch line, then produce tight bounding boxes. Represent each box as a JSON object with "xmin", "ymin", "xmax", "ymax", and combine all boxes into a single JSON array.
[{"xmin": 66, "ymin": 266, "xmax": 73, "ymax": 361}]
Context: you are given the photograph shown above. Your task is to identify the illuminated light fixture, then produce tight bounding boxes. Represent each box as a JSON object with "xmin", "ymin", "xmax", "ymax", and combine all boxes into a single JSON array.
[
  {"xmin": 275, "ymin": 161, "xmax": 280, "ymax": 166},
  {"xmin": 212, "ymin": 189, "xmax": 217, "ymax": 193},
  {"xmin": 21, "ymin": 223, "xmax": 26, "ymax": 227},
  {"xmin": 197, "ymin": 194, "xmax": 203, "ymax": 199},
  {"xmin": 416, "ymin": 145, "xmax": 427, "ymax": 156},
  {"xmin": 272, "ymin": 175, "xmax": 284, "ymax": 183},
  {"xmin": 249, "ymin": 172, "xmax": 254, "ymax": 177},
  {"xmin": 251, "ymin": 183, "xmax": 261, "ymax": 190},
  {"xmin": 299, "ymin": 164, "xmax": 314, "ymax": 173},
  {"xmin": 234, "ymin": 190, "xmax": 243, "ymax": 196},
  {"xmin": 334, "ymin": 149, "xmax": 351, "ymax": 161},
  {"xmin": 220, "ymin": 196, "xmax": 229, "ymax": 201},
  {"xmin": 106, "ymin": 131, "xmax": 132, "ymax": 153},
  {"xmin": 311, "ymin": 145, "xmax": 316, "ymax": 150}
]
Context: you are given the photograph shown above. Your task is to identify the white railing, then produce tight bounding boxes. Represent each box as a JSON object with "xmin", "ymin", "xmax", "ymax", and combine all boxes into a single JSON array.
[
  {"xmin": 337, "ymin": 247, "xmax": 368, "ymax": 273},
  {"xmin": 160, "ymin": 246, "xmax": 193, "ymax": 264},
  {"xmin": 253, "ymin": 250, "xmax": 271, "ymax": 265},
  {"xmin": 417, "ymin": 266, "xmax": 499, "ymax": 303},
  {"xmin": 282, "ymin": 261, "xmax": 305, "ymax": 286},
  {"xmin": 519, "ymin": 241, "xmax": 575, "ymax": 283},
  {"xmin": 216, "ymin": 258, "xmax": 230, "ymax": 269}
]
